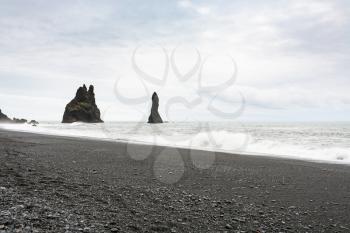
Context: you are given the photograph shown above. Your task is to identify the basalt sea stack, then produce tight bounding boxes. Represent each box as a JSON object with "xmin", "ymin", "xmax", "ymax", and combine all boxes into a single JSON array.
[
  {"xmin": 62, "ymin": 84, "xmax": 103, "ymax": 123},
  {"xmin": 148, "ymin": 92, "xmax": 163, "ymax": 124}
]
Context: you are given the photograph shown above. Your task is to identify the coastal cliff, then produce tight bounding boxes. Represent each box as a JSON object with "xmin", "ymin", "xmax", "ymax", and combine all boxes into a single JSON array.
[
  {"xmin": 0, "ymin": 109, "xmax": 37, "ymax": 125},
  {"xmin": 0, "ymin": 109, "xmax": 12, "ymax": 123}
]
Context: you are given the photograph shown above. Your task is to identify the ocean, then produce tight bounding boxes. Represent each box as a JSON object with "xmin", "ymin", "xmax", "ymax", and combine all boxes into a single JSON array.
[{"xmin": 1, "ymin": 121, "xmax": 349, "ymax": 164}]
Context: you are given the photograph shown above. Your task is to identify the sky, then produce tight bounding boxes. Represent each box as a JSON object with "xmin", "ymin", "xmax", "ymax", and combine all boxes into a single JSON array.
[{"xmin": 0, "ymin": 0, "xmax": 349, "ymax": 122}]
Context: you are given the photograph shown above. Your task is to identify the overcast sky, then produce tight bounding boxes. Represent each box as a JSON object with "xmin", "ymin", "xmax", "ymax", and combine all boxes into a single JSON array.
[{"xmin": 0, "ymin": 0, "xmax": 349, "ymax": 122}]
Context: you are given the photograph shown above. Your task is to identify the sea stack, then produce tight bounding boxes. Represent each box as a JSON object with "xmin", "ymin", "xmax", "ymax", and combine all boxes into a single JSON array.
[
  {"xmin": 62, "ymin": 84, "xmax": 103, "ymax": 123},
  {"xmin": 148, "ymin": 92, "xmax": 163, "ymax": 124}
]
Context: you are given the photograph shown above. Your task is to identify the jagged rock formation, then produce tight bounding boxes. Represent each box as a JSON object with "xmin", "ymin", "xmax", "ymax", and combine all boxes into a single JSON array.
[
  {"xmin": 29, "ymin": 120, "xmax": 39, "ymax": 125},
  {"xmin": 0, "ymin": 109, "xmax": 37, "ymax": 124},
  {"xmin": 62, "ymin": 84, "xmax": 103, "ymax": 123},
  {"xmin": 148, "ymin": 92, "xmax": 163, "ymax": 124},
  {"xmin": 0, "ymin": 109, "xmax": 12, "ymax": 123},
  {"xmin": 13, "ymin": 118, "xmax": 27, "ymax": 124}
]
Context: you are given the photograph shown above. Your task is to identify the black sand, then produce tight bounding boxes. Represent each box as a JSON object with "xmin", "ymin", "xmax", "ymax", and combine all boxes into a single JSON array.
[{"xmin": 0, "ymin": 129, "xmax": 350, "ymax": 232}]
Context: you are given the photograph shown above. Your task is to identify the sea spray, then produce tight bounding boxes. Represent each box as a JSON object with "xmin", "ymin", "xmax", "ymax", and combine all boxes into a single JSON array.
[{"xmin": 1, "ymin": 121, "xmax": 349, "ymax": 164}]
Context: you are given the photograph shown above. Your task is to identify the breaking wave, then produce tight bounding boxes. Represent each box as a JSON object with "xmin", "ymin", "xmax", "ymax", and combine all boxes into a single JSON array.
[{"xmin": 1, "ymin": 122, "xmax": 349, "ymax": 164}]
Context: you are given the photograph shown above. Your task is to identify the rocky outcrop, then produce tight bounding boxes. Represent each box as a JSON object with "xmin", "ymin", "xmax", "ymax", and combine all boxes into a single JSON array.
[
  {"xmin": 13, "ymin": 118, "xmax": 27, "ymax": 124},
  {"xmin": 0, "ymin": 109, "xmax": 37, "ymax": 125},
  {"xmin": 62, "ymin": 84, "xmax": 103, "ymax": 123},
  {"xmin": 0, "ymin": 109, "xmax": 12, "ymax": 123},
  {"xmin": 29, "ymin": 120, "xmax": 39, "ymax": 125},
  {"xmin": 148, "ymin": 92, "xmax": 163, "ymax": 124}
]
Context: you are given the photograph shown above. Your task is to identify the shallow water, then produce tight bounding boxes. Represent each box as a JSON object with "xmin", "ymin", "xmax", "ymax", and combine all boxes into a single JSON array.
[{"xmin": 1, "ymin": 121, "xmax": 349, "ymax": 164}]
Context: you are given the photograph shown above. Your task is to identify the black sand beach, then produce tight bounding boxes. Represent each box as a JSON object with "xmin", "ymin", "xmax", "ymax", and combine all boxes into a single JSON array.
[{"xmin": 0, "ymin": 129, "xmax": 350, "ymax": 232}]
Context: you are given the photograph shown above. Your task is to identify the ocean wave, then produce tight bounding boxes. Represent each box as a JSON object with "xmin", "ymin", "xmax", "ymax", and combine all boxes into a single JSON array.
[
  {"xmin": 1, "ymin": 122, "xmax": 349, "ymax": 165},
  {"xmin": 156, "ymin": 130, "xmax": 350, "ymax": 164}
]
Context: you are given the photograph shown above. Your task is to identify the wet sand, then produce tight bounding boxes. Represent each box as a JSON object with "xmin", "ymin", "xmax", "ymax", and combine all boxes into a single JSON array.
[{"xmin": 0, "ymin": 129, "xmax": 350, "ymax": 232}]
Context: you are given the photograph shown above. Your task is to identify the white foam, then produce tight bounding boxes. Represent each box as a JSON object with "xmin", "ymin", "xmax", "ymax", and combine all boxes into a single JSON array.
[
  {"xmin": 246, "ymin": 139, "xmax": 350, "ymax": 164},
  {"xmin": 1, "ymin": 122, "xmax": 349, "ymax": 165}
]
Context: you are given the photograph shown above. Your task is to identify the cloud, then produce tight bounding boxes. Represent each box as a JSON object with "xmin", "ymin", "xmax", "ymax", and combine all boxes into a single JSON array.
[
  {"xmin": 178, "ymin": 0, "xmax": 211, "ymax": 15},
  {"xmin": 0, "ymin": 0, "xmax": 349, "ymax": 121}
]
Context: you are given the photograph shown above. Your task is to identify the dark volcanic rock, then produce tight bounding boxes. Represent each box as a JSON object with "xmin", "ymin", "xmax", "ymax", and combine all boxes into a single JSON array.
[
  {"xmin": 62, "ymin": 84, "xmax": 103, "ymax": 123},
  {"xmin": 148, "ymin": 92, "xmax": 163, "ymax": 124},
  {"xmin": 29, "ymin": 120, "xmax": 39, "ymax": 125},
  {"xmin": 13, "ymin": 118, "xmax": 27, "ymax": 124},
  {"xmin": 0, "ymin": 109, "xmax": 12, "ymax": 123},
  {"xmin": 0, "ymin": 109, "xmax": 38, "ymax": 124}
]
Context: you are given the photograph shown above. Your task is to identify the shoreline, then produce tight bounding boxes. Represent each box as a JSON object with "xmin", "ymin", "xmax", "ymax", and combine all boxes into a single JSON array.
[
  {"xmin": 1, "ymin": 129, "xmax": 350, "ymax": 232},
  {"xmin": 1, "ymin": 125, "xmax": 349, "ymax": 167}
]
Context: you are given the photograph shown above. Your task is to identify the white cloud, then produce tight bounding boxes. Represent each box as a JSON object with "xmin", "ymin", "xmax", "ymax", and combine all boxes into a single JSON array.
[
  {"xmin": 178, "ymin": 0, "xmax": 211, "ymax": 15},
  {"xmin": 0, "ymin": 0, "xmax": 349, "ymax": 121}
]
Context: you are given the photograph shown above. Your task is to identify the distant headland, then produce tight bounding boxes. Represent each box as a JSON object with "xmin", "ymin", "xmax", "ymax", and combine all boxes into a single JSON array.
[{"xmin": 0, "ymin": 109, "xmax": 38, "ymax": 125}]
